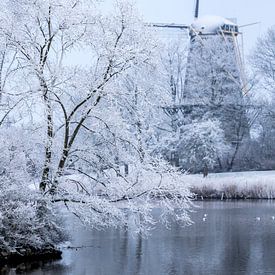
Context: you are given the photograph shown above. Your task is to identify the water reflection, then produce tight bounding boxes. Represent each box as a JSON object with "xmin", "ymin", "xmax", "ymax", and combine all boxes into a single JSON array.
[{"xmin": 6, "ymin": 201, "xmax": 275, "ymax": 274}]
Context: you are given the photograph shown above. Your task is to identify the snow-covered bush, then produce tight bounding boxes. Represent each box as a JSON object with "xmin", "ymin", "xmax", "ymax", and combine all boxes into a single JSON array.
[
  {"xmin": 0, "ymin": 187, "xmax": 64, "ymax": 251},
  {"xmin": 176, "ymin": 119, "xmax": 230, "ymax": 172},
  {"xmin": 0, "ymin": 129, "xmax": 65, "ymax": 252}
]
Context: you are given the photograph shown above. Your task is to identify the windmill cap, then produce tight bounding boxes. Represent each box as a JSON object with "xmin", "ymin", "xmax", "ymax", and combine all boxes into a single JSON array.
[{"xmin": 191, "ymin": 15, "xmax": 238, "ymax": 34}]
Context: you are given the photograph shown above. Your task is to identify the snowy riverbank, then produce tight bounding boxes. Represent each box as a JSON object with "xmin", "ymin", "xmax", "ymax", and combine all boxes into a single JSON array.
[{"xmin": 186, "ymin": 170, "xmax": 275, "ymax": 199}]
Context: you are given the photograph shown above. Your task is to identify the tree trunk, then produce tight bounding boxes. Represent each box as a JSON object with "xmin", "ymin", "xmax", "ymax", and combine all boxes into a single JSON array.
[{"xmin": 40, "ymin": 82, "xmax": 53, "ymax": 192}]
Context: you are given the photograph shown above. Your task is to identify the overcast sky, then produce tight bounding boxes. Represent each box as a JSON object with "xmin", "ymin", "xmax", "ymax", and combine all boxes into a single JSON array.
[{"xmin": 133, "ymin": 0, "xmax": 274, "ymax": 55}]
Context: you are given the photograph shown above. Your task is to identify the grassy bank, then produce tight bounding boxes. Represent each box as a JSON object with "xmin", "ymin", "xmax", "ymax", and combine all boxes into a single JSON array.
[{"xmin": 185, "ymin": 170, "xmax": 275, "ymax": 200}]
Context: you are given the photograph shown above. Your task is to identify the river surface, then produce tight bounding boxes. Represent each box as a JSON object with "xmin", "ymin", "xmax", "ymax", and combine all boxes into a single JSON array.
[{"xmin": 7, "ymin": 201, "xmax": 275, "ymax": 275}]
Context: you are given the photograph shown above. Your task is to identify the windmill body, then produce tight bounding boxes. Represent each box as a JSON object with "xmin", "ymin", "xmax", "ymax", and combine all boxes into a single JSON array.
[
  {"xmin": 184, "ymin": 15, "xmax": 243, "ymax": 105},
  {"xmin": 151, "ymin": 0, "xmax": 250, "ymax": 171},
  {"xmin": 182, "ymin": 14, "xmax": 249, "ymax": 148},
  {"xmin": 155, "ymin": 12, "xmax": 250, "ymax": 171}
]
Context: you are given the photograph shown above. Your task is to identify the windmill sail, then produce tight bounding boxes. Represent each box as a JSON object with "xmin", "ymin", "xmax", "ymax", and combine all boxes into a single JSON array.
[{"xmin": 194, "ymin": 0, "xmax": 200, "ymax": 18}]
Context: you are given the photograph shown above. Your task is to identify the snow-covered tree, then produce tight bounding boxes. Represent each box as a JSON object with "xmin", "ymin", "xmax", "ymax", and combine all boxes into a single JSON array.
[
  {"xmin": 178, "ymin": 119, "xmax": 230, "ymax": 172},
  {"xmin": 251, "ymin": 27, "xmax": 275, "ymax": 95},
  {"xmin": 159, "ymin": 118, "xmax": 230, "ymax": 173},
  {"xmin": 155, "ymin": 28, "xmax": 189, "ymax": 105},
  {"xmin": 0, "ymin": 0, "xmax": 193, "ymax": 246},
  {"xmin": 249, "ymin": 27, "xmax": 275, "ymax": 169}
]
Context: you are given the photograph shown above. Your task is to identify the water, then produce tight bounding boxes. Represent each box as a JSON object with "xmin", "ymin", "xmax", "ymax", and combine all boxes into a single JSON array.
[{"xmin": 5, "ymin": 201, "xmax": 275, "ymax": 275}]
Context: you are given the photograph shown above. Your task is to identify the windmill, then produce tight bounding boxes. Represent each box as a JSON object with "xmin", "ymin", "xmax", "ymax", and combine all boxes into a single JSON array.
[
  {"xmin": 151, "ymin": 0, "xmax": 247, "ymax": 103},
  {"xmin": 152, "ymin": 0, "xmax": 251, "ymax": 171}
]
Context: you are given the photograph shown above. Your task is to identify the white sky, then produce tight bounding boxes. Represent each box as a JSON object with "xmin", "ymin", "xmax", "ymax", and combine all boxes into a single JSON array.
[{"xmin": 132, "ymin": 0, "xmax": 274, "ymax": 55}]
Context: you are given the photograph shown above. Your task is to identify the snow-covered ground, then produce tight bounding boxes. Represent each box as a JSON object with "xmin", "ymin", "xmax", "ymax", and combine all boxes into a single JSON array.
[{"xmin": 186, "ymin": 170, "xmax": 275, "ymax": 199}]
